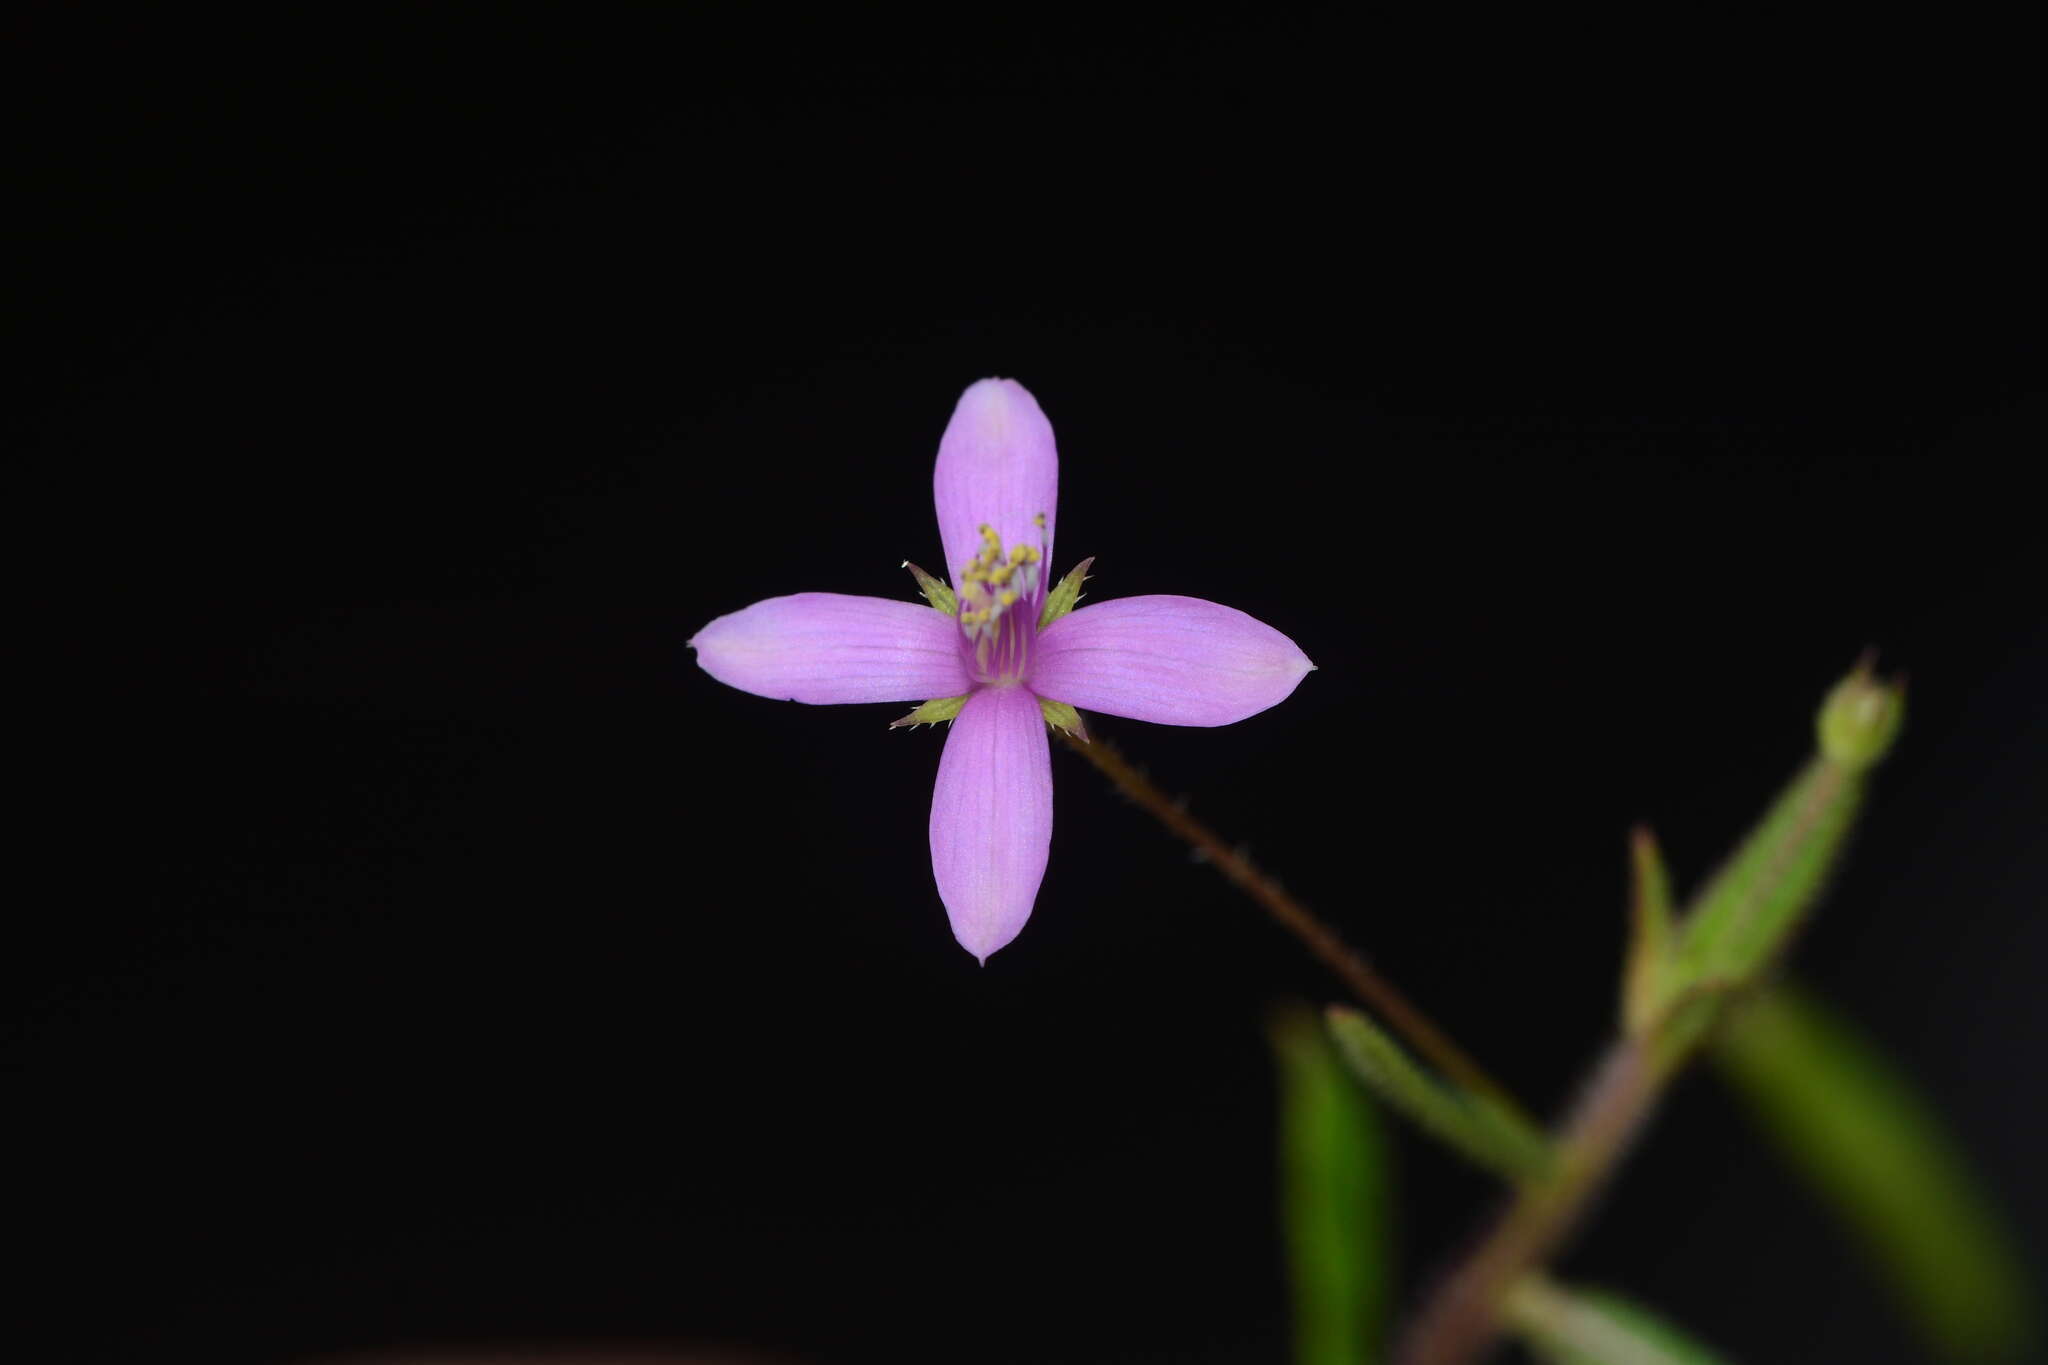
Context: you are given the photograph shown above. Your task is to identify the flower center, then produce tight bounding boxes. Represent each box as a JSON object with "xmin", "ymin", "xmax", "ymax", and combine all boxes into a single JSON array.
[{"xmin": 957, "ymin": 519, "xmax": 1044, "ymax": 685}]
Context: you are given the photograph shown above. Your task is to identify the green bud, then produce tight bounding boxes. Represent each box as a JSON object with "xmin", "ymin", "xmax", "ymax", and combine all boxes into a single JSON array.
[
  {"xmin": 1816, "ymin": 658, "xmax": 1905, "ymax": 772},
  {"xmin": 901, "ymin": 561, "xmax": 957, "ymax": 616},
  {"xmin": 889, "ymin": 695, "xmax": 966, "ymax": 729},
  {"xmin": 1038, "ymin": 697, "xmax": 1088, "ymax": 740},
  {"xmin": 1038, "ymin": 556, "xmax": 1094, "ymax": 629}
]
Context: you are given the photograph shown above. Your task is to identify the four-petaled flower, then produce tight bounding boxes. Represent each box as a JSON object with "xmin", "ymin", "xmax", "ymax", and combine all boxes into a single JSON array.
[{"xmin": 690, "ymin": 379, "xmax": 1313, "ymax": 961}]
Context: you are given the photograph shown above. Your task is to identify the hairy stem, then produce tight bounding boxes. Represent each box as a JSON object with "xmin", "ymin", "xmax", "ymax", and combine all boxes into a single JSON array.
[
  {"xmin": 1393, "ymin": 1036, "xmax": 1675, "ymax": 1365},
  {"xmin": 1056, "ymin": 729, "xmax": 1526, "ymax": 1124}
]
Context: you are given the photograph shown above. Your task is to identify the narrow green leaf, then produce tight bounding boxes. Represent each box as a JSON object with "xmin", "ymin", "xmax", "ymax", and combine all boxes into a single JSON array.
[
  {"xmin": 1272, "ymin": 1003, "xmax": 1390, "ymax": 1365},
  {"xmin": 1622, "ymin": 824, "xmax": 1675, "ymax": 1036},
  {"xmin": 901, "ymin": 560, "xmax": 957, "ymax": 615},
  {"xmin": 1715, "ymin": 984, "xmax": 2038, "ymax": 1362},
  {"xmin": 1325, "ymin": 1006, "xmax": 1551, "ymax": 1183},
  {"xmin": 1665, "ymin": 663, "xmax": 1903, "ymax": 1004},
  {"xmin": 1038, "ymin": 555, "xmax": 1094, "ymax": 629},
  {"xmin": 1507, "ymin": 1276, "xmax": 1736, "ymax": 1365}
]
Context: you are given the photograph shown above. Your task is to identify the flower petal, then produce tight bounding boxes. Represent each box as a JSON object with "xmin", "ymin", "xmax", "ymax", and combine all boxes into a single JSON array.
[
  {"xmin": 1032, "ymin": 595, "xmax": 1314, "ymax": 726},
  {"xmin": 933, "ymin": 379, "xmax": 1059, "ymax": 590},
  {"xmin": 928, "ymin": 686, "xmax": 1053, "ymax": 962},
  {"xmin": 690, "ymin": 593, "xmax": 971, "ymax": 704}
]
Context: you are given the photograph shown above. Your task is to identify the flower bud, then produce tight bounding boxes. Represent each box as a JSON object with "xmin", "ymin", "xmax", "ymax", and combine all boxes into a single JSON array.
[{"xmin": 1816, "ymin": 658, "xmax": 1905, "ymax": 772}]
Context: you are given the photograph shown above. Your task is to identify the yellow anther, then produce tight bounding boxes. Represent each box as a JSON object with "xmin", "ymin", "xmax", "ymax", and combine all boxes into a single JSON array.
[
  {"xmin": 1032, "ymin": 513, "xmax": 1046, "ymax": 528},
  {"xmin": 954, "ymin": 526, "xmax": 1047, "ymax": 650}
]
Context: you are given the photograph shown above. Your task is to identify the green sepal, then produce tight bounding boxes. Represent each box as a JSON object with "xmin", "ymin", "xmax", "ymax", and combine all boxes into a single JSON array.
[
  {"xmin": 1665, "ymin": 754, "xmax": 1863, "ymax": 1003},
  {"xmin": 1715, "ymin": 985, "xmax": 2037, "ymax": 1362},
  {"xmin": 1038, "ymin": 556, "xmax": 1094, "ymax": 629},
  {"xmin": 1325, "ymin": 1006, "xmax": 1552, "ymax": 1184},
  {"xmin": 1270, "ymin": 1004, "xmax": 1391, "ymax": 1365},
  {"xmin": 889, "ymin": 695, "xmax": 966, "ymax": 729},
  {"xmin": 1621, "ymin": 825, "xmax": 1675, "ymax": 1036},
  {"xmin": 1038, "ymin": 697, "xmax": 1088, "ymax": 740},
  {"xmin": 1506, "ymin": 1276, "xmax": 1737, "ymax": 1365},
  {"xmin": 901, "ymin": 560, "xmax": 957, "ymax": 616}
]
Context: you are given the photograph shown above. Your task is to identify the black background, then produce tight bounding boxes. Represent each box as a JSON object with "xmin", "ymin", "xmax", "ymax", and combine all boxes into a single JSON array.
[{"xmin": 13, "ymin": 12, "xmax": 2044, "ymax": 1365}]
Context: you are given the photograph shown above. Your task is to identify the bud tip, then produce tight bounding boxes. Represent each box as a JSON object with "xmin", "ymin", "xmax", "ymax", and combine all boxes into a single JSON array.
[{"xmin": 1816, "ymin": 654, "xmax": 1905, "ymax": 771}]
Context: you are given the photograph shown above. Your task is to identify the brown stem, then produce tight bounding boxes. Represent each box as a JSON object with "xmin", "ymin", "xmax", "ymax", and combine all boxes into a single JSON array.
[
  {"xmin": 1393, "ymin": 1037, "xmax": 1677, "ymax": 1365},
  {"xmin": 1055, "ymin": 729, "xmax": 1527, "ymax": 1123}
]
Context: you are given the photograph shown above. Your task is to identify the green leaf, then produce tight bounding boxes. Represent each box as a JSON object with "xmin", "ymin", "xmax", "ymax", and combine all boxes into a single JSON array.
[
  {"xmin": 1507, "ymin": 1276, "xmax": 1736, "ymax": 1365},
  {"xmin": 901, "ymin": 560, "xmax": 957, "ymax": 616},
  {"xmin": 1664, "ymin": 662, "xmax": 1903, "ymax": 1005},
  {"xmin": 1325, "ymin": 1006, "xmax": 1551, "ymax": 1183},
  {"xmin": 1714, "ymin": 984, "xmax": 2038, "ymax": 1362},
  {"xmin": 1622, "ymin": 825, "xmax": 1675, "ymax": 1036},
  {"xmin": 1038, "ymin": 555, "xmax": 1094, "ymax": 629},
  {"xmin": 1272, "ymin": 1003, "xmax": 1391, "ymax": 1365}
]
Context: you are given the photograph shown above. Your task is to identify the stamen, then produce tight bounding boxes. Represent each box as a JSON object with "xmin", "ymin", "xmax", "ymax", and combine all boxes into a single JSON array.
[{"xmin": 956, "ymin": 517, "xmax": 1049, "ymax": 685}]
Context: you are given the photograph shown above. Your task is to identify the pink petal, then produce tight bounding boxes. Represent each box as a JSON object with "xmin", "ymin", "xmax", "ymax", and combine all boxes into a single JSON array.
[
  {"xmin": 690, "ymin": 593, "xmax": 971, "ymax": 704},
  {"xmin": 932, "ymin": 379, "xmax": 1059, "ymax": 590},
  {"xmin": 928, "ymin": 686, "xmax": 1053, "ymax": 962},
  {"xmin": 1032, "ymin": 595, "xmax": 1314, "ymax": 726}
]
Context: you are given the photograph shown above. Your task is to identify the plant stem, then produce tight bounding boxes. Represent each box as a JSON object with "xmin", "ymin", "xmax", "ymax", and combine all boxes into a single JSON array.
[
  {"xmin": 1392, "ymin": 1034, "xmax": 1681, "ymax": 1365},
  {"xmin": 1393, "ymin": 670, "xmax": 1901, "ymax": 1364},
  {"xmin": 1055, "ymin": 729, "xmax": 1527, "ymax": 1124}
]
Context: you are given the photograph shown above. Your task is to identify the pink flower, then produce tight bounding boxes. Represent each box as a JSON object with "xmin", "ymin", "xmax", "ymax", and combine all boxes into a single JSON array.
[{"xmin": 690, "ymin": 379, "xmax": 1313, "ymax": 961}]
